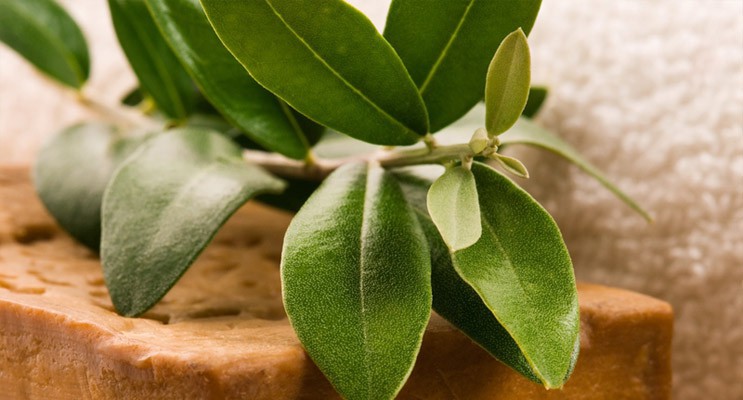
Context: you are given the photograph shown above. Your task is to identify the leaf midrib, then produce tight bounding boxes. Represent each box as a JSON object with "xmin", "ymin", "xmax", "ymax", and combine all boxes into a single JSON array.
[
  {"xmin": 357, "ymin": 164, "xmax": 374, "ymax": 393},
  {"xmin": 264, "ymin": 0, "xmax": 419, "ymax": 136},
  {"xmin": 418, "ymin": 0, "xmax": 476, "ymax": 95}
]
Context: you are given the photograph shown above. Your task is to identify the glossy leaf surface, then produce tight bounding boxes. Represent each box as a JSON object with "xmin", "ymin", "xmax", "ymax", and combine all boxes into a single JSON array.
[
  {"xmin": 0, "ymin": 0, "xmax": 89, "ymax": 88},
  {"xmin": 146, "ymin": 0, "xmax": 320, "ymax": 159},
  {"xmin": 485, "ymin": 29, "xmax": 531, "ymax": 136},
  {"xmin": 427, "ymin": 166, "xmax": 481, "ymax": 251},
  {"xmin": 384, "ymin": 0, "xmax": 541, "ymax": 132},
  {"xmin": 282, "ymin": 162, "xmax": 431, "ymax": 400},
  {"xmin": 101, "ymin": 128, "xmax": 285, "ymax": 316},
  {"xmin": 201, "ymin": 0, "xmax": 428, "ymax": 145},
  {"xmin": 109, "ymin": 0, "xmax": 197, "ymax": 119},
  {"xmin": 452, "ymin": 162, "xmax": 579, "ymax": 388},
  {"xmin": 502, "ymin": 118, "xmax": 653, "ymax": 221},
  {"xmin": 34, "ymin": 123, "xmax": 147, "ymax": 251}
]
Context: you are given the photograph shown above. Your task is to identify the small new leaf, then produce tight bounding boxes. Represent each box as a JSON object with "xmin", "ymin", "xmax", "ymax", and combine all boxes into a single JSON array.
[
  {"xmin": 485, "ymin": 29, "xmax": 531, "ymax": 136},
  {"xmin": 427, "ymin": 166, "xmax": 481, "ymax": 251},
  {"xmin": 101, "ymin": 128, "xmax": 285, "ymax": 316},
  {"xmin": 384, "ymin": 0, "xmax": 542, "ymax": 132},
  {"xmin": 493, "ymin": 153, "xmax": 530, "ymax": 178},
  {"xmin": 0, "ymin": 0, "xmax": 89, "ymax": 88},
  {"xmin": 282, "ymin": 162, "xmax": 431, "ymax": 400},
  {"xmin": 468, "ymin": 127, "xmax": 490, "ymax": 154},
  {"xmin": 393, "ymin": 166, "xmax": 580, "ymax": 387}
]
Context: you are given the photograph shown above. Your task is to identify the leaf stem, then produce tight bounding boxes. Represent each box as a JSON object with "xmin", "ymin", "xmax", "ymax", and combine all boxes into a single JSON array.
[
  {"xmin": 76, "ymin": 92, "xmax": 161, "ymax": 130},
  {"xmin": 244, "ymin": 143, "xmax": 478, "ymax": 181}
]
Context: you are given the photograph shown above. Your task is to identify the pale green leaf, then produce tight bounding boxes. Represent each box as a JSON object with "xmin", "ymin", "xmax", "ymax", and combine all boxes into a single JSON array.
[
  {"xmin": 384, "ymin": 0, "xmax": 541, "ymax": 132},
  {"xmin": 33, "ymin": 123, "xmax": 148, "ymax": 251},
  {"xmin": 146, "ymin": 0, "xmax": 322, "ymax": 159},
  {"xmin": 494, "ymin": 153, "xmax": 530, "ymax": 178},
  {"xmin": 502, "ymin": 118, "xmax": 653, "ymax": 221},
  {"xmin": 427, "ymin": 166, "xmax": 481, "ymax": 251},
  {"xmin": 282, "ymin": 162, "xmax": 431, "ymax": 400},
  {"xmin": 452, "ymin": 162, "xmax": 579, "ymax": 388},
  {"xmin": 486, "ymin": 29, "xmax": 531, "ymax": 136},
  {"xmin": 0, "ymin": 0, "xmax": 89, "ymax": 88},
  {"xmin": 101, "ymin": 128, "xmax": 285, "ymax": 316},
  {"xmin": 109, "ymin": 0, "xmax": 198, "ymax": 119},
  {"xmin": 201, "ymin": 0, "xmax": 428, "ymax": 145}
]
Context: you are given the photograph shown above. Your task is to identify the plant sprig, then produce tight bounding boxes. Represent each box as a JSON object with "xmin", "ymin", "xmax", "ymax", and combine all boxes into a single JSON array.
[{"xmin": 2, "ymin": 0, "xmax": 652, "ymax": 398}]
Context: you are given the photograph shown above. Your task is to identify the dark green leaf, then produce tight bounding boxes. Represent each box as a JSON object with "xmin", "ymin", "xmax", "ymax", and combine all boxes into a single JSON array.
[
  {"xmin": 33, "ymin": 123, "xmax": 148, "ymax": 251},
  {"xmin": 502, "ymin": 118, "xmax": 653, "ymax": 221},
  {"xmin": 384, "ymin": 0, "xmax": 541, "ymax": 132},
  {"xmin": 427, "ymin": 166, "xmax": 481, "ymax": 251},
  {"xmin": 485, "ymin": 29, "xmax": 531, "ymax": 136},
  {"xmin": 452, "ymin": 162, "xmax": 579, "ymax": 388},
  {"xmin": 282, "ymin": 162, "xmax": 431, "ymax": 400},
  {"xmin": 108, "ymin": 0, "xmax": 198, "ymax": 119},
  {"xmin": 146, "ymin": 0, "xmax": 322, "ymax": 159},
  {"xmin": 101, "ymin": 128, "xmax": 285, "ymax": 316},
  {"xmin": 0, "ymin": 0, "xmax": 89, "ymax": 88},
  {"xmin": 120, "ymin": 86, "xmax": 145, "ymax": 107},
  {"xmin": 522, "ymin": 86, "xmax": 548, "ymax": 118},
  {"xmin": 256, "ymin": 176, "xmax": 320, "ymax": 213},
  {"xmin": 201, "ymin": 0, "xmax": 428, "ymax": 146}
]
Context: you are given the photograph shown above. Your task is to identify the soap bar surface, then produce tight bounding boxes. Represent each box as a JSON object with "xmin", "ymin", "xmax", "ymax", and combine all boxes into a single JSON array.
[{"xmin": 0, "ymin": 166, "xmax": 672, "ymax": 399}]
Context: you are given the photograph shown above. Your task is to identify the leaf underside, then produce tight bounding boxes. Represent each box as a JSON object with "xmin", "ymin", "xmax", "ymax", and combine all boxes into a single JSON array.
[{"xmin": 101, "ymin": 128, "xmax": 285, "ymax": 316}]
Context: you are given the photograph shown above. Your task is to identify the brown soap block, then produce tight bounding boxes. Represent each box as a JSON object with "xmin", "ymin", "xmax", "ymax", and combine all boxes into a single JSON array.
[{"xmin": 0, "ymin": 166, "xmax": 672, "ymax": 399}]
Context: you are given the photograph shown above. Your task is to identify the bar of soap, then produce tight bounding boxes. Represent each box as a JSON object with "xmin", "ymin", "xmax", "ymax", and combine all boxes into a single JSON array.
[{"xmin": 0, "ymin": 166, "xmax": 672, "ymax": 399}]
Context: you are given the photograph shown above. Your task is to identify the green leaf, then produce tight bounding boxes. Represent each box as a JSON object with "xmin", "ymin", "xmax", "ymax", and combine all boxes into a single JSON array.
[
  {"xmin": 453, "ymin": 162, "xmax": 578, "ymax": 388},
  {"xmin": 493, "ymin": 153, "xmax": 530, "ymax": 178},
  {"xmin": 502, "ymin": 118, "xmax": 653, "ymax": 221},
  {"xmin": 384, "ymin": 0, "xmax": 541, "ymax": 132},
  {"xmin": 101, "ymin": 128, "xmax": 285, "ymax": 316},
  {"xmin": 0, "ymin": 0, "xmax": 89, "ymax": 88},
  {"xmin": 33, "ymin": 123, "xmax": 148, "ymax": 251},
  {"xmin": 120, "ymin": 86, "xmax": 145, "ymax": 107},
  {"xmin": 281, "ymin": 162, "xmax": 431, "ymax": 400},
  {"xmin": 108, "ymin": 0, "xmax": 198, "ymax": 119},
  {"xmin": 393, "ymin": 166, "xmax": 580, "ymax": 385},
  {"xmin": 485, "ymin": 29, "xmax": 531, "ymax": 136},
  {"xmin": 522, "ymin": 86, "xmax": 548, "ymax": 118},
  {"xmin": 201, "ymin": 0, "xmax": 428, "ymax": 146},
  {"xmin": 427, "ymin": 166, "xmax": 481, "ymax": 251},
  {"xmin": 145, "ymin": 0, "xmax": 321, "ymax": 160}
]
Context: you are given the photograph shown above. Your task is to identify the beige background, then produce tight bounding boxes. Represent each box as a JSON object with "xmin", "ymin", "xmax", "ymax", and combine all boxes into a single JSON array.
[{"xmin": 1, "ymin": 1, "xmax": 742, "ymax": 399}]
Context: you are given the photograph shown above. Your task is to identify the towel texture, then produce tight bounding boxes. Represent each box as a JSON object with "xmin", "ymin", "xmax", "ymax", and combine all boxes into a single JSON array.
[{"xmin": 1, "ymin": 1, "xmax": 741, "ymax": 398}]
